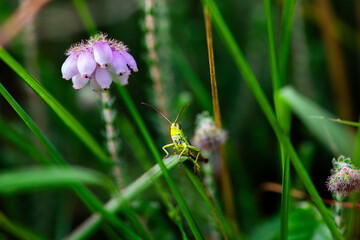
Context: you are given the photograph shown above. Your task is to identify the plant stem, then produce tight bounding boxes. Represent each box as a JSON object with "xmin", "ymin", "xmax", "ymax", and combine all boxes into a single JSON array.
[
  {"xmin": 100, "ymin": 91, "xmax": 122, "ymax": 188},
  {"xmin": 203, "ymin": 6, "xmax": 237, "ymax": 230}
]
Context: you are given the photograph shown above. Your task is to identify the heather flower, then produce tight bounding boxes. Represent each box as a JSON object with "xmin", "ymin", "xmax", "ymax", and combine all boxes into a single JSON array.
[
  {"xmin": 193, "ymin": 112, "xmax": 227, "ymax": 156},
  {"xmin": 326, "ymin": 155, "xmax": 360, "ymax": 196},
  {"xmin": 61, "ymin": 32, "xmax": 138, "ymax": 91}
]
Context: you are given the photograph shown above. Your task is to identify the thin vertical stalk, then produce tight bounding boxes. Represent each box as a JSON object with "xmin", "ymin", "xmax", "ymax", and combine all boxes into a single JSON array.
[
  {"xmin": 201, "ymin": 0, "xmax": 342, "ymax": 238},
  {"xmin": 203, "ymin": 6, "xmax": 237, "ymax": 230},
  {"xmin": 334, "ymin": 194, "xmax": 344, "ymax": 233},
  {"xmin": 143, "ymin": 0, "xmax": 169, "ymax": 125},
  {"xmin": 100, "ymin": 91, "xmax": 123, "ymax": 188},
  {"xmin": 263, "ymin": 0, "xmax": 291, "ymax": 239},
  {"xmin": 279, "ymin": 0, "xmax": 296, "ymax": 86}
]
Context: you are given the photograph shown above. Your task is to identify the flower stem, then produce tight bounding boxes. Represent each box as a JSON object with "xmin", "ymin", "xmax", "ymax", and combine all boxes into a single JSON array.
[
  {"xmin": 100, "ymin": 90, "xmax": 122, "ymax": 188},
  {"xmin": 334, "ymin": 193, "xmax": 344, "ymax": 234}
]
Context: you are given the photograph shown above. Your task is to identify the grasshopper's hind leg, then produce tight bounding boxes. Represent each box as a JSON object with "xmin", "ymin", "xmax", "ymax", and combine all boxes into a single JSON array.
[
  {"xmin": 193, "ymin": 151, "xmax": 201, "ymax": 173},
  {"xmin": 162, "ymin": 143, "xmax": 174, "ymax": 159}
]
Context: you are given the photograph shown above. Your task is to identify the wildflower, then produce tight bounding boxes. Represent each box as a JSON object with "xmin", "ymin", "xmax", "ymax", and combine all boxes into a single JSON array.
[
  {"xmin": 326, "ymin": 155, "xmax": 360, "ymax": 196},
  {"xmin": 192, "ymin": 112, "xmax": 227, "ymax": 156},
  {"xmin": 61, "ymin": 32, "xmax": 138, "ymax": 91}
]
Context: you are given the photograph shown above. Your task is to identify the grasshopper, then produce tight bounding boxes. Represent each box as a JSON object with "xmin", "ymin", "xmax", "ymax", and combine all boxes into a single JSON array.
[{"xmin": 142, "ymin": 102, "xmax": 208, "ymax": 172}]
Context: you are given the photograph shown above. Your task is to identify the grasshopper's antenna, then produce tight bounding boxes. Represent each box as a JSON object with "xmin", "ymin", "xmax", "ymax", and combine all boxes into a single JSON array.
[
  {"xmin": 141, "ymin": 102, "xmax": 172, "ymax": 124},
  {"xmin": 174, "ymin": 104, "xmax": 189, "ymax": 124}
]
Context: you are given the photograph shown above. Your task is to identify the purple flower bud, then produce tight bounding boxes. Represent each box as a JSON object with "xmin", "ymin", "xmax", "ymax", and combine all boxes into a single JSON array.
[
  {"xmin": 95, "ymin": 68, "xmax": 112, "ymax": 89},
  {"xmin": 121, "ymin": 50, "xmax": 138, "ymax": 72},
  {"xmin": 77, "ymin": 49, "xmax": 97, "ymax": 79},
  {"xmin": 93, "ymin": 42, "xmax": 113, "ymax": 69},
  {"xmin": 61, "ymin": 53, "xmax": 79, "ymax": 80},
  {"xmin": 72, "ymin": 74, "xmax": 89, "ymax": 90},
  {"xmin": 90, "ymin": 78, "xmax": 101, "ymax": 92},
  {"xmin": 110, "ymin": 50, "xmax": 128, "ymax": 75}
]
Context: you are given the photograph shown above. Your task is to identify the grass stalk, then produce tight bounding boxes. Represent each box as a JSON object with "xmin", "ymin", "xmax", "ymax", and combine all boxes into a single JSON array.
[
  {"xmin": 203, "ymin": 6, "xmax": 237, "ymax": 229},
  {"xmin": 263, "ymin": 0, "xmax": 291, "ymax": 239},
  {"xmin": 201, "ymin": 0, "xmax": 343, "ymax": 238},
  {"xmin": 279, "ymin": 0, "xmax": 296, "ymax": 86}
]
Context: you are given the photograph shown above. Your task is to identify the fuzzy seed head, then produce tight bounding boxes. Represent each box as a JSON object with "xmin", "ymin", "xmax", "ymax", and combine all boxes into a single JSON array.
[
  {"xmin": 192, "ymin": 112, "xmax": 227, "ymax": 156},
  {"xmin": 326, "ymin": 155, "xmax": 360, "ymax": 196}
]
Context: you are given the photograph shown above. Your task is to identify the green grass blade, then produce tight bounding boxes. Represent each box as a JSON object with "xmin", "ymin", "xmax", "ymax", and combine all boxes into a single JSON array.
[
  {"xmin": 279, "ymin": 0, "xmax": 296, "ymax": 85},
  {"xmin": 0, "ymin": 116, "xmax": 49, "ymax": 164},
  {"xmin": 0, "ymin": 82, "xmax": 64, "ymax": 166},
  {"xmin": 280, "ymin": 86, "xmax": 354, "ymax": 156},
  {"xmin": 201, "ymin": 0, "xmax": 342, "ymax": 238},
  {"xmin": 0, "ymin": 47, "xmax": 110, "ymax": 164},
  {"xmin": 117, "ymin": 86, "xmax": 204, "ymax": 239},
  {"xmin": 0, "ymin": 167, "xmax": 112, "ymax": 195},
  {"xmin": 263, "ymin": 0, "xmax": 291, "ymax": 239},
  {"xmin": 65, "ymin": 155, "xmax": 191, "ymax": 240},
  {"xmin": 0, "ymin": 211, "xmax": 48, "ymax": 240}
]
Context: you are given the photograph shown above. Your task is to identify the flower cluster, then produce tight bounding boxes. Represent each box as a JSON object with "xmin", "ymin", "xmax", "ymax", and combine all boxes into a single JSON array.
[
  {"xmin": 326, "ymin": 155, "xmax": 360, "ymax": 196},
  {"xmin": 192, "ymin": 112, "xmax": 227, "ymax": 156},
  {"xmin": 61, "ymin": 33, "xmax": 138, "ymax": 91}
]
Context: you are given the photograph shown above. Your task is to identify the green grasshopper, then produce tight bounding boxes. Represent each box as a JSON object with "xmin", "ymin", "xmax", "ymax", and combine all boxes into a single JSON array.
[{"xmin": 142, "ymin": 102, "xmax": 208, "ymax": 172}]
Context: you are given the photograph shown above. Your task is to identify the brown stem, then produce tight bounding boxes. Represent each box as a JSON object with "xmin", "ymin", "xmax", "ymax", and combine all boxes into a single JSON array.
[{"xmin": 204, "ymin": 6, "xmax": 237, "ymax": 228}]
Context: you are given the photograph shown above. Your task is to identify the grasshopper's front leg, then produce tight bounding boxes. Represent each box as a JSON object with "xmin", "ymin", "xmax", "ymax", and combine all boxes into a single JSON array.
[
  {"xmin": 188, "ymin": 145, "xmax": 201, "ymax": 173},
  {"xmin": 178, "ymin": 144, "xmax": 188, "ymax": 166},
  {"xmin": 162, "ymin": 143, "xmax": 175, "ymax": 159}
]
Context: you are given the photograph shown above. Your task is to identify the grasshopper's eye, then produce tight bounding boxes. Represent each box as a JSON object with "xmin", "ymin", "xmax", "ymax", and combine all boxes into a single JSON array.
[{"xmin": 178, "ymin": 124, "xmax": 182, "ymax": 130}]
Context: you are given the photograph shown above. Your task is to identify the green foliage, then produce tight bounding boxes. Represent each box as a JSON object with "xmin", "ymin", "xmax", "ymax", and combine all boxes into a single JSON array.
[
  {"xmin": 0, "ymin": 166, "xmax": 112, "ymax": 195},
  {"xmin": 0, "ymin": 0, "xmax": 358, "ymax": 239}
]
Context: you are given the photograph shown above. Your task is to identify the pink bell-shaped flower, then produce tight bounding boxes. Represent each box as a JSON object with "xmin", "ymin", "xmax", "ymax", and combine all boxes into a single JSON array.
[
  {"xmin": 61, "ymin": 32, "xmax": 138, "ymax": 91},
  {"xmin": 121, "ymin": 50, "xmax": 138, "ymax": 72},
  {"xmin": 77, "ymin": 49, "xmax": 97, "ymax": 79},
  {"xmin": 93, "ymin": 42, "xmax": 113, "ymax": 69},
  {"xmin": 61, "ymin": 53, "xmax": 79, "ymax": 80},
  {"xmin": 95, "ymin": 68, "xmax": 112, "ymax": 90}
]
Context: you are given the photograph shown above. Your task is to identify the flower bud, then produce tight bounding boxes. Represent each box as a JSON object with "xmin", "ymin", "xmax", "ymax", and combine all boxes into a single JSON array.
[
  {"xmin": 121, "ymin": 50, "xmax": 138, "ymax": 72},
  {"xmin": 77, "ymin": 49, "xmax": 97, "ymax": 79},
  {"xmin": 61, "ymin": 53, "xmax": 79, "ymax": 80},
  {"xmin": 93, "ymin": 42, "xmax": 113, "ymax": 69}
]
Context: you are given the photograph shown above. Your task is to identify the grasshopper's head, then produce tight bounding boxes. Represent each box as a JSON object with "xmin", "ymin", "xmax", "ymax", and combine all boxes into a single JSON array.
[{"xmin": 170, "ymin": 123, "xmax": 183, "ymax": 136}]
